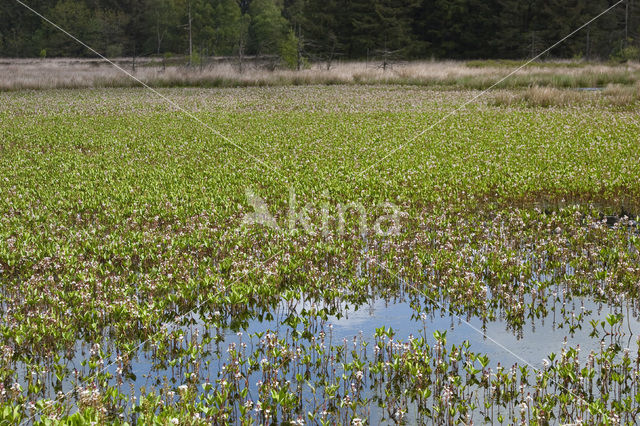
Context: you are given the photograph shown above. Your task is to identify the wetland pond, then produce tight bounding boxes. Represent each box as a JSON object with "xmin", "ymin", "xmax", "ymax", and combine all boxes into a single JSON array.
[
  {"xmin": 9, "ymin": 211, "xmax": 640, "ymax": 424},
  {"xmin": 22, "ymin": 239, "xmax": 640, "ymax": 425}
]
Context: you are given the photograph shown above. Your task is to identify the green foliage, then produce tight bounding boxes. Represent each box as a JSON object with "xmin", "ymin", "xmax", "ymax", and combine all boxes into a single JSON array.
[
  {"xmin": 44, "ymin": 0, "xmax": 96, "ymax": 56},
  {"xmin": 1, "ymin": 0, "xmax": 639, "ymax": 59},
  {"xmin": 190, "ymin": 0, "xmax": 216, "ymax": 54},
  {"xmin": 279, "ymin": 29, "xmax": 300, "ymax": 69},
  {"xmin": 176, "ymin": 0, "xmax": 248, "ymax": 58},
  {"xmin": 189, "ymin": 49, "xmax": 201, "ymax": 65},
  {"xmin": 351, "ymin": 0, "xmax": 421, "ymax": 57},
  {"xmin": 212, "ymin": 0, "xmax": 245, "ymax": 55},
  {"xmin": 611, "ymin": 40, "xmax": 640, "ymax": 63},
  {"xmin": 248, "ymin": 0, "xmax": 288, "ymax": 54},
  {"xmin": 143, "ymin": 0, "xmax": 182, "ymax": 55},
  {"xmin": 301, "ymin": 0, "xmax": 343, "ymax": 64},
  {"xmin": 1, "ymin": 85, "xmax": 640, "ymax": 423},
  {"xmin": 0, "ymin": 403, "xmax": 24, "ymax": 424}
]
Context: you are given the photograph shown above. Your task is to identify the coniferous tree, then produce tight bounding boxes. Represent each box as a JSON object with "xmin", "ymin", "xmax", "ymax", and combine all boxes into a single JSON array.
[
  {"xmin": 492, "ymin": 0, "xmax": 538, "ymax": 58},
  {"xmin": 1, "ymin": 0, "xmax": 56, "ymax": 56},
  {"xmin": 350, "ymin": 0, "xmax": 421, "ymax": 58},
  {"xmin": 303, "ymin": 0, "xmax": 344, "ymax": 66},
  {"xmin": 248, "ymin": 0, "xmax": 289, "ymax": 54},
  {"xmin": 212, "ymin": 0, "xmax": 246, "ymax": 55},
  {"xmin": 143, "ymin": 0, "xmax": 181, "ymax": 55},
  {"xmin": 0, "ymin": 0, "xmax": 637, "ymax": 60},
  {"xmin": 44, "ymin": 0, "xmax": 98, "ymax": 56},
  {"xmin": 415, "ymin": 0, "xmax": 500, "ymax": 59}
]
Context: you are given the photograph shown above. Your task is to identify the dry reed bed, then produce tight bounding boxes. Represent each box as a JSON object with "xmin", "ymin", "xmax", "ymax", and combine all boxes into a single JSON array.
[
  {"xmin": 1, "ymin": 59, "xmax": 640, "ymax": 91},
  {"xmin": 491, "ymin": 83, "xmax": 640, "ymax": 107}
]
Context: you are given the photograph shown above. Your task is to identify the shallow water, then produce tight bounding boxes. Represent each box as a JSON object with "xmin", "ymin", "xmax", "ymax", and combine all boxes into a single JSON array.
[
  {"xmin": 15, "ymin": 281, "xmax": 639, "ymax": 424},
  {"xmin": 104, "ymin": 286, "xmax": 637, "ymax": 423},
  {"xmin": 202, "ymin": 289, "xmax": 638, "ymax": 368},
  {"xmin": 15, "ymin": 232, "xmax": 640, "ymax": 423}
]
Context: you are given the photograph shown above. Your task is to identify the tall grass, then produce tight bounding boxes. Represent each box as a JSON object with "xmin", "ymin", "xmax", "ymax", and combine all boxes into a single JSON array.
[
  {"xmin": 1, "ymin": 58, "xmax": 640, "ymax": 91},
  {"xmin": 491, "ymin": 82, "xmax": 640, "ymax": 108}
]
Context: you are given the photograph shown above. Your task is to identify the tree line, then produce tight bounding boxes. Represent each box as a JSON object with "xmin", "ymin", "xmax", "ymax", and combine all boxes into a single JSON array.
[{"xmin": 1, "ymin": 0, "xmax": 638, "ymax": 63}]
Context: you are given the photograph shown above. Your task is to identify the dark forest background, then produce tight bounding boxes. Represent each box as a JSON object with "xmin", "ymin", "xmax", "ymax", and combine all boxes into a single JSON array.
[{"xmin": 1, "ymin": 0, "xmax": 639, "ymax": 62}]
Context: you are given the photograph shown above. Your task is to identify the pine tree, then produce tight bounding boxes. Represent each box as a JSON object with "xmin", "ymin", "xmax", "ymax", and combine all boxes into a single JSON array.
[
  {"xmin": 303, "ymin": 0, "xmax": 343, "ymax": 66},
  {"xmin": 248, "ymin": 0, "xmax": 289, "ymax": 54},
  {"xmin": 44, "ymin": 0, "xmax": 99, "ymax": 56},
  {"xmin": 415, "ymin": 0, "xmax": 500, "ymax": 59},
  {"xmin": 1, "ymin": 0, "xmax": 57, "ymax": 56},
  {"xmin": 350, "ymin": 0, "xmax": 421, "ymax": 58},
  {"xmin": 1, "ymin": 0, "xmax": 636, "ymax": 60},
  {"xmin": 212, "ymin": 0, "xmax": 245, "ymax": 56},
  {"xmin": 143, "ymin": 0, "xmax": 181, "ymax": 55}
]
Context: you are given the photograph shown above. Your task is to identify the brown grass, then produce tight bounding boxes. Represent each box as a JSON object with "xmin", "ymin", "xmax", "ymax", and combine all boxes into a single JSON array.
[
  {"xmin": 602, "ymin": 83, "xmax": 640, "ymax": 106},
  {"xmin": 491, "ymin": 86, "xmax": 585, "ymax": 107},
  {"xmin": 1, "ymin": 58, "xmax": 640, "ymax": 91},
  {"xmin": 490, "ymin": 82, "xmax": 640, "ymax": 108}
]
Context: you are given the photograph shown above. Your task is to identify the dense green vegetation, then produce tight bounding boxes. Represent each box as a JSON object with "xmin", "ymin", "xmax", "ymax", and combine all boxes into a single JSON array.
[
  {"xmin": 1, "ymin": 86, "xmax": 640, "ymax": 423},
  {"xmin": 2, "ymin": 0, "xmax": 639, "ymax": 62}
]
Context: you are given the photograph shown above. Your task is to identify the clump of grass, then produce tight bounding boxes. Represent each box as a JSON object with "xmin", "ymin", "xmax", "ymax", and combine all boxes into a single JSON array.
[
  {"xmin": 602, "ymin": 83, "xmax": 640, "ymax": 106},
  {"xmin": 490, "ymin": 86, "xmax": 585, "ymax": 107},
  {"xmin": 491, "ymin": 83, "xmax": 640, "ymax": 108},
  {"xmin": 524, "ymin": 86, "xmax": 583, "ymax": 107}
]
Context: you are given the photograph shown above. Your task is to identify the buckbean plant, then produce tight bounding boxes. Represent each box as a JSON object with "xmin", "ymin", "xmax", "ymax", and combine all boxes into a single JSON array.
[{"xmin": 1, "ymin": 85, "xmax": 640, "ymax": 424}]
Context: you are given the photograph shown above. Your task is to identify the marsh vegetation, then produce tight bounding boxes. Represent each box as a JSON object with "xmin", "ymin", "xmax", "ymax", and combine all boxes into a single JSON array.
[{"xmin": 1, "ymin": 85, "xmax": 640, "ymax": 424}]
